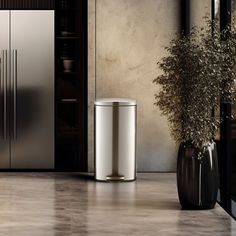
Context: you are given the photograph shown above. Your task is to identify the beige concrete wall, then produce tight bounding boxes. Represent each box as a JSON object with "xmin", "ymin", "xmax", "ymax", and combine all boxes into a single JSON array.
[
  {"xmin": 190, "ymin": 0, "xmax": 211, "ymax": 28},
  {"xmin": 88, "ymin": 0, "xmax": 96, "ymax": 172},
  {"xmin": 88, "ymin": 0, "xmax": 181, "ymax": 172},
  {"xmin": 96, "ymin": 0, "xmax": 181, "ymax": 172}
]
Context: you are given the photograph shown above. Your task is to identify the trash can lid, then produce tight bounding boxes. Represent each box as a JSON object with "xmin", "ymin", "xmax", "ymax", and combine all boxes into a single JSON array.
[{"xmin": 94, "ymin": 98, "xmax": 136, "ymax": 106}]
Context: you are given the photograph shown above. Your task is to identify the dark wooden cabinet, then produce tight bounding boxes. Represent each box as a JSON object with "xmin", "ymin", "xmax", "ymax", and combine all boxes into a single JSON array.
[
  {"xmin": 55, "ymin": 0, "xmax": 88, "ymax": 171},
  {"xmin": 0, "ymin": 0, "xmax": 54, "ymax": 9}
]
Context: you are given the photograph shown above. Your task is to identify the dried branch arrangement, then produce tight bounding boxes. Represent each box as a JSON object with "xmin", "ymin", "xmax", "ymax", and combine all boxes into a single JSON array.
[{"xmin": 153, "ymin": 18, "xmax": 236, "ymax": 153}]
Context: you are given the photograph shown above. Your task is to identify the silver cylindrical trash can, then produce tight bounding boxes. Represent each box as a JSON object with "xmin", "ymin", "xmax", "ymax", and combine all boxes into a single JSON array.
[{"xmin": 95, "ymin": 98, "xmax": 137, "ymax": 181}]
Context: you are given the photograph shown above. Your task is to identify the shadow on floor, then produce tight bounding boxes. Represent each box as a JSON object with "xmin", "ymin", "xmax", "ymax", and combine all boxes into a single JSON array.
[
  {"xmin": 134, "ymin": 200, "xmax": 181, "ymax": 210},
  {"xmin": 61, "ymin": 172, "xmax": 95, "ymax": 181}
]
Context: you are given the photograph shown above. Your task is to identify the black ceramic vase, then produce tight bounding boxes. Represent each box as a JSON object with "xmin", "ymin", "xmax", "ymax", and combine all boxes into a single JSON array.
[{"xmin": 177, "ymin": 141, "xmax": 219, "ymax": 209}]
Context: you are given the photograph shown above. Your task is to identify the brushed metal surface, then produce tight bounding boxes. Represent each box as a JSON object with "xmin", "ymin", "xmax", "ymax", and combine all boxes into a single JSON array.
[
  {"xmin": 0, "ymin": 11, "xmax": 10, "ymax": 168},
  {"xmin": 95, "ymin": 98, "xmax": 137, "ymax": 106},
  {"xmin": 10, "ymin": 11, "xmax": 54, "ymax": 168},
  {"xmin": 12, "ymin": 49, "xmax": 17, "ymax": 140},
  {"xmin": 95, "ymin": 104, "xmax": 136, "ymax": 181},
  {"xmin": 3, "ymin": 50, "xmax": 7, "ymax": 140}
]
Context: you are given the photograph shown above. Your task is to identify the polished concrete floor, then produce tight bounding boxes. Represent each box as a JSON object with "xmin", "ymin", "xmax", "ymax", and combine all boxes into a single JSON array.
[{"xmin": 0, "ymin": 173, "xmax": 234, "ymax": 236}]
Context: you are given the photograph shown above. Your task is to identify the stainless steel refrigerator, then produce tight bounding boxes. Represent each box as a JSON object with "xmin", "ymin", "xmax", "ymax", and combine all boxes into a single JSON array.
[{"xmin": 0, "ymin": 10, "xmax": 54, "ymax": 169}]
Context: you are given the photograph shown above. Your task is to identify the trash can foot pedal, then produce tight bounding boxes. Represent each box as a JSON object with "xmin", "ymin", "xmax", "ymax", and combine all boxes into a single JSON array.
[{"xmin": 106, "ymin": 175, "xmax": 125, "ymax": 181}]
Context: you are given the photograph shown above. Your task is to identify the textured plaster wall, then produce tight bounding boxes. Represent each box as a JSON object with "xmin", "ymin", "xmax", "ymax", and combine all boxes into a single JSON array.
[
  {"xmin": 88, "ymin": 0, "xmax": 181, "ymax": 172},
  {"xmin": 190, "ymin": 0, "xmax": 211, "ymax": 28},
  {"xmin": 88, "ymin": 0, "xmax": 96, "ymax": 172}
]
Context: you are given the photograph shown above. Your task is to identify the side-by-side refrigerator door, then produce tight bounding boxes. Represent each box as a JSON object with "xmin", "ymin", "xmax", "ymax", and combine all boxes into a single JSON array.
[
  {"xmin": 0, "ymin": 11, "xmax": 10, "ymax": 168},
  {"xmin": 10, "ymin": 11, "xmax": 54, "ymax": 168}
]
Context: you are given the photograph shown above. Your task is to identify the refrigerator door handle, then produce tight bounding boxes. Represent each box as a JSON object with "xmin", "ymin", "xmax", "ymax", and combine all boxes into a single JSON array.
[
  {"xmin": 2, "ymin": 50, "xmax": 7, "ymax": 140},
  {"xmin": 12, "ymin": 49, "xmax": 17, "ymax": 140}
]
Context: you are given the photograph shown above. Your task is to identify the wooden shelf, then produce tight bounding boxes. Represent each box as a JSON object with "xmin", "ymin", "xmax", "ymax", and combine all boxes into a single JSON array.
[
  {"xmin": 56, "ymin": 36, "xmax": 79, "ymax": 40},
  {"xmin": 57, "ymin": 130, "xmax": 80, "ymax": 137},
  {"xmin": 55, "ymin": 8, "xmax": 80, "ymax": 11},
  {"xmin": 57, "ymin": 99, "xmax": 80, "ymax": 104},
  {"xmin": 56, "ymin": 72, "xmax": 79, "ymax": 75}
]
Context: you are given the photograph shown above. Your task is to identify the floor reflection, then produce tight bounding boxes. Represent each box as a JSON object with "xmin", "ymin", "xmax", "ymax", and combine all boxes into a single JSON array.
[
  {"xmin": 176, "ymin": 210, "xmax": 233, "ymax": 236},
  {"xmin": 0, "ymin": 173, "xmax": 55, "ymax": 236},
  {"xmin": 0, "ymin": 173, "xmax": 233, "ymax": 235},
  {"xmin": 53, "ymin": 173, "xmax": 89, "ymax": 236}
]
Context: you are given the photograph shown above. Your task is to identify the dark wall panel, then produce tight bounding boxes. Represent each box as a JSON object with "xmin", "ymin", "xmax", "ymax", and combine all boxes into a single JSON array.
[{"xmin": 0, "ymin": 0, "xmax": 54, "ymax": 9}]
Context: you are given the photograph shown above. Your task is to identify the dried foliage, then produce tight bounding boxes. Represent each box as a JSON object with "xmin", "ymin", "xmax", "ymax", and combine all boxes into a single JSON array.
[{"xmin": 153, "ymin": 18, "xmax": 236, "ymax": 153}]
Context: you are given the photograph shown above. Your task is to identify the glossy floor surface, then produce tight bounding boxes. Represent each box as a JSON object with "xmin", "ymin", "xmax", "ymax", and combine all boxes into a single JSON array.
[{"xmin": 0, "ymin": 173, "xmax": 234, "ymax": 236}]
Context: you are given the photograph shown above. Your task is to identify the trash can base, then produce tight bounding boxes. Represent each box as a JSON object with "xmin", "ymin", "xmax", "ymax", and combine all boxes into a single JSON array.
[
  {"xmin": 95, "ymin": 177, "xmax": 137, "ymax": 182},
  {"xmin": 106, "ymin": 175, "xmax": 125, "ymax": 181}
]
